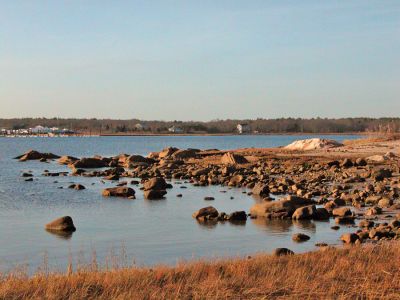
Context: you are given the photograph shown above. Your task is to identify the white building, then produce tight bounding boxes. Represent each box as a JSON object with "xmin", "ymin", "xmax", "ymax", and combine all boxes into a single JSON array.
[
  {"xmin": 237, "ymin": 123, "xmax": 251, "ymax": 134},
  {"xmin": 30, "ymin": 125, "xmax": 51, "ymax": 134},
  {"xmin": 135, "ymin": 123, "xmax": 149, "ymax": 131},
  {"xmin": 168, "ymin": 125, "xmax": 184, "ymax": 133}
]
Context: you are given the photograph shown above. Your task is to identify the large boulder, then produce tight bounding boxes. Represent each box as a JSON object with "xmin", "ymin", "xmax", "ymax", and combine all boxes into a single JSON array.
[
  {"xmin": 144, "ymin": 189, "xmax": 167, "ymax": 199},
  {"xmin": 250, "ymin": 196, "xmax": 314, "ymax": 218},
  {"xmin": 292, "ymin": 205, "xmax": 317, "ymax": 220},
  {"xmin": 143, "ymin": 177, "xmax": 168, "ymax": 191},
  {"xmin": 102, "ymin": 187, "xmax": 135, "ymax": 198},
  {"xmin": 45, "ymin": 216, "xmax": 76, "ymax": 232},
  {"xmin": 221, "ymin": 152, "xmax": 248, "ymax": 165},
  {"xmin": 71, "ymin": 157, "xmax": 108, "ymax": 169},
  {"xmin": 16, "ymin": 150, "xmax": 60, "ymax": 161},
  {"xmin": 284, "ymin": 138, "xmax": 343, "ymax": 151},
  {"xmin": 192, "ymin": 206, "xmax": 219, "ymax": 219},
  {"xmin": 228, "ymin": 211, "xmax": 247, "ymax": 221}
]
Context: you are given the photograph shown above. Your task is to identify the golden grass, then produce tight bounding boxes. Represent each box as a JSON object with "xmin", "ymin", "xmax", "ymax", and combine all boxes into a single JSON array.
[
  {"xmin": 1, "ymin": 243, "xmax": 400, "ymax": 299},
  {"xmin": 343, "ymin": 133, "xmax": 400, "ymax": 146}
]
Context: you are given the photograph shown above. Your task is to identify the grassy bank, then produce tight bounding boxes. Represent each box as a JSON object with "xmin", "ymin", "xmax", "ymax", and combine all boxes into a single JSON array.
[{"xmin": 1, "ymin": 243, "xmax": 400, "ymax": 299}]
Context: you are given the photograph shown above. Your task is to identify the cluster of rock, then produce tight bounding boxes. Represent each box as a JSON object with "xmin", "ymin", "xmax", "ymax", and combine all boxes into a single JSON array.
[
  {"xmin": 192, "ymin": 206, "xmax": 247, "ymax": 223},
  {"xmin": 17, "ymin": 145, "xmax": 400, "ymax": 249}
]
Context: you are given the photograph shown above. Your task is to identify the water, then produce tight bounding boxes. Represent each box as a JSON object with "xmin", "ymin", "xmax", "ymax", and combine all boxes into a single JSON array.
[{"xmin": 0, "ymin": 135, "xmax": 360, "ymax": 273}]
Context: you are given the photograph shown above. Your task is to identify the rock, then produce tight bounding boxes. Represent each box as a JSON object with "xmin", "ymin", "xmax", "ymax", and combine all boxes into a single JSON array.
[
  {"xmin": 221, "ymin": 152, "xmax": 248, "ymax": 165},
  {"xmin": 68, "ymin": 184, "xmax": 85, "ymax": 190},
  {"xmin": 372, "ymin": 168, "xmax": 392, "ymax": 181},
  {"xmin": 158, "ymin": 147, "xmax": 179, "ymax": 159},
  {"xmin": 171, "ymin": 149, "xmax": 200, "ymax": 160},
  {"xmin": 340, "ymin": 233, "xmax": 359, "ymax": 244},
  {"xmin": 144, "ymin": 189, "xmax": 167, "ymax": 200},
  {"xmin": 45, "ymin": 216, "xmax": 76, "ymax": 232},
  {"xmin": 355, "ymin": 158, "xmax": 367, "ymax": 166},
  {"xmin": 21, "ymin": 173, "xmax": 33, "ymax": 177},
  {"xmin": 378, "ymin": 198, "xmax": 393, "ymax": 208},
  {"xmin": 252, "ymin": 183, "xmax": 269, "ymax": 197},
  {"xmin": 366, "ymin": 155, "xmax": 388, "ymax": 163},
  {"xmin": 341, "ymin": 158, "xmax": 353, "ymax": 168},
  {"xmin": 228, "ymin": 211, "xmax": 247, "ymax": 221},
  {"xmin": 359, "ymin": 220, "xmax": 374, "ymax": 228},
  {"xmin": 332, "ymin": 207, "xmax": 353, "ymax": 217},
  {"xmin": 335, "ymin": 216, "xmax": 355, "ymax": 224},
  {"xmin": 102, "ymin": 187, "xmax": 135, "ymax": 198},
  {"xmin": 58, "ymin": 156, "xmax": 79, "ymax": 165},
  {"xmin": 229, "ymin": 175, "xmax": 244, "ymax": 186},
  {"xmin": 273, "ymin": 248, "xmax": 294, "ymax": 256},
  {"xmin": 204, "ymin": 196, "xmax": 215, "ymax": 201},
  {"xmin": 314, "ymin": 208, "xmax": 330, "ymax": 220},
  {"xmin": 192, "ymin": 206, "xmax": 219, "ymax": 219},
  {"xmin": 143, "ymin": 177, "xmax": 168, "ymax": 190},
  {"xmin": 71, "ymin": 157, "xmax": 108, "ymax": 169},
  {"xmin": 292, "ymin": 233, "xmax": 310, "ymax": 242},
  {"xmin": 250, "ymin": 196, "xmax": 314, "ymax": 218},
  {"xmin": 292, "ymin": 205, "xmax": 317, "ymax": 220},
  {"xmin": 192, "ymin": 168, "xmax": 210, "ymax": 176},
  {"xmin": 284, "ymin": 138, "xmax": 343, "ymax": 151},
  {"xmin": 16, "ymin": 150, "xmax": 60, "ymax": 161},
  {"xmin": 365, "ymin": 206, "xmax": 382, "ymax": 216},
  {"xmin": 123, "ymin": 155, "xmax": 155, "ymax": 167}
]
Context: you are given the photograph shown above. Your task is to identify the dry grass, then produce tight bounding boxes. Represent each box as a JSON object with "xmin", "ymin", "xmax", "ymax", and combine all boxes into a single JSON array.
[
  {"xmin": 343, "ymin": 133, "xmax": 400, "ymax": 146},
  {"xmin": 1, "ymin": 243, "xmax": 400, "ymax": 299}
]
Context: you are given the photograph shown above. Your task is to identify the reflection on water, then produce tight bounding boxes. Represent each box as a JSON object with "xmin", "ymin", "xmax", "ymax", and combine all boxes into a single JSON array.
[{"xmin": 45, "ymin": 229, "xmax": 74, "ymax": 240}]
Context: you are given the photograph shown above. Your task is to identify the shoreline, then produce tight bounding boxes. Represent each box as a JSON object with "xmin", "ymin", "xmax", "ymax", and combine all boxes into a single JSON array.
[{"xmin": 0, "ymin": 132, "xmax": 371, "ymax": 138}]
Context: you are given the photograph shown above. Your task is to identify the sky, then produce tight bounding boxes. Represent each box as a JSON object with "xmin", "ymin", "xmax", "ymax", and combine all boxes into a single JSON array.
[{"xmin": 0, "ymin": 0, "xmax": 399, "ymax": 121}]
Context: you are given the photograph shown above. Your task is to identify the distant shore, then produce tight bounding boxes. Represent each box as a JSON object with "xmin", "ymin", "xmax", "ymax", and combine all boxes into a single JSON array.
[{"xmin": 0, "ymin": 132, "xmax": 370, "ymax": 138}]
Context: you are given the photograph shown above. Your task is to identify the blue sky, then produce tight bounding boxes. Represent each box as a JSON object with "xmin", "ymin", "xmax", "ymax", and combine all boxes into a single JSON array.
[{"xmin": 0, "ymin": 0, "xmax": 399, "ymax": 120}]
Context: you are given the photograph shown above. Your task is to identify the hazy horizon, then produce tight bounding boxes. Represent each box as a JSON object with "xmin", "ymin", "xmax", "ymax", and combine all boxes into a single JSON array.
[{"xmin": 1, "ymin": 1, "xmax": 399, "ymax": 120}]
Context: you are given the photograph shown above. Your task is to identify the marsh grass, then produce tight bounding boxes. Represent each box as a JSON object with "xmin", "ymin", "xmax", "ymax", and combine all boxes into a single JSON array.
[{"xmin": 0, "ymin": 243, "xmax": 399, "ymax": 299}]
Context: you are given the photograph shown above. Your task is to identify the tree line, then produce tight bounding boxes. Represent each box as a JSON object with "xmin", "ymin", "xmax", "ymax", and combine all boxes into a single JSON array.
[{"xmin": 0, "ymin": 117, "xmax": 399, "ymax": 134}]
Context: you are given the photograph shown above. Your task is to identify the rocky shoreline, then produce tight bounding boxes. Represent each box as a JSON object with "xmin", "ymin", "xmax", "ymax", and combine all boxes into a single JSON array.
[{"xmin": 16, "ymin": 137, "xmax": 400, "ymax": 251}]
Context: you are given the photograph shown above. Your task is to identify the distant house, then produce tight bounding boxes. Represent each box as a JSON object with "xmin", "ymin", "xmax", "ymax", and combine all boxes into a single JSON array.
[
  {"xmin": 135, "ymin": 123, "xmax": 149, "ymax": 131},
  {"xmin": 237, "ymin": 123, "xmax": 251, "ymax": 134},
  {"xmin": 168, "ymin": 125, "xmax": 184, "ymax": 133},
  {"xmin": 30, "ymin": 125, "xmax": 51, "ymax": 134}
]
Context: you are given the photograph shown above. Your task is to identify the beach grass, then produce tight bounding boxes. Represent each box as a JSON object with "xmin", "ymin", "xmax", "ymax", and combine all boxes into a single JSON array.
[{"xmin": 0, "ymin": 242, "xmax": 399, "ymax": 299}]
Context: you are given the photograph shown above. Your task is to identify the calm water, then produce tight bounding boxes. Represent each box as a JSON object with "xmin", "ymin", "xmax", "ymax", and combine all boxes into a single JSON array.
[{"xmin": 0, "ymin": 135, "xmax": 360, "ymax": 273}]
